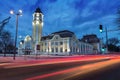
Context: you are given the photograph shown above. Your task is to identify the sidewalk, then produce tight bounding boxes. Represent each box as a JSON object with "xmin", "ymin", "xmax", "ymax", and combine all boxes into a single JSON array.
[
  {"xmin": 0, "ymin": 54, "xmax": 115, "ymax": 69},
  {"xmin": 0, "ymin": 54, "xmax": 118, "ymax": 63},
  {"xmin": 0, "ymin": 55, "xmax": 73, "ymax": 63},
  {"xmin": 0, "ymin": 56, "xmax": 26, "ymax": 63}
]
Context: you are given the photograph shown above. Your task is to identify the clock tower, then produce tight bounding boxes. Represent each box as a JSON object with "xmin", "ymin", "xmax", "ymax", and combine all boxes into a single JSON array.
[{"xmin": 32, "ymin": 7, "xmax": 43, "ymax": 51}]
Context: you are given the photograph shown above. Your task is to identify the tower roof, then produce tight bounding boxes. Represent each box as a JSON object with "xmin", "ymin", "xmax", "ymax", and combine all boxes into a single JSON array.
[{"xmin": 35, "ymin": 7, "xmax": 42, "ymax": 13}]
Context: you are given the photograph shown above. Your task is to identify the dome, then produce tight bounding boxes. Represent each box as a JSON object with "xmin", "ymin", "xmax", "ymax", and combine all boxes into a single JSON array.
[{"xmin": 35, "ymin": 7, "xmax": 42, "ymax": 13}]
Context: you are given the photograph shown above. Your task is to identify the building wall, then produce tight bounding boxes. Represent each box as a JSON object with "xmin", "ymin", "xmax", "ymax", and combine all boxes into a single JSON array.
[
  {"xmin": 41, "ymin": 35, "xmax": 70, "ymax": 55},
  {"xmin": 91, "ymin": 43, "xmax": 101, "ymax": 54},
  {"xmin": 81, "ymin": 34, "xmax": 101, "ymax": 54},
  {"xmin": 40, "ymin": 34, "xmax": 93, "ymax": 55},
  {"xmin": 18, "ymin": 34, "xmax": 93, "ymax": 55}
]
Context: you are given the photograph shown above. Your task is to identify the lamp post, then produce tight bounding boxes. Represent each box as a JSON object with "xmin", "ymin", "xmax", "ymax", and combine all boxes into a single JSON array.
[{"xmin": 10, "ymin": 9, "xmax": 22, "ymax": 60}]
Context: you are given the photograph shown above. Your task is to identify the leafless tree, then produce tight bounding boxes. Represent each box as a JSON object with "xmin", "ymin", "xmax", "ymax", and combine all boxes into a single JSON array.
[{"xmin": 108, "ymin": 37, "xmax": 119, "ymax": 46}]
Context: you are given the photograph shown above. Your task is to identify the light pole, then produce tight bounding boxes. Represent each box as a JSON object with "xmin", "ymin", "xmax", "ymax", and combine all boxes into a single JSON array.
[
  {"xmin": 105, "ymin": 27, "xmax": 108, "ymax": 53},
  {"xmin": 99, "ymin": 25, "xmax": 108, "ymax": 53},
  {"xmin": 10, "ymin": 9, "xmax": 22, "ymax": 60},
  {"xmin": 99, "ymin": 25, "xmax": 120, "ymax": 53}
]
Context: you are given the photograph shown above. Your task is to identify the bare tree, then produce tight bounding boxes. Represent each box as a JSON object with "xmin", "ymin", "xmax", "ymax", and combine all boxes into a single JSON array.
[
  {"xmin": 1, "ymin": 31, "xmax": 12, "ymax": 56},
  {"xmin": 108, "ymin": 37, "xmax": 120, "ymax": 52},
  {"xmin": 0, "ymin": 17, "xmax": 14, "ymax": 56},
  {"xmin": 108, "ymin": 37, "xmax": 119, "ymax": 45}
]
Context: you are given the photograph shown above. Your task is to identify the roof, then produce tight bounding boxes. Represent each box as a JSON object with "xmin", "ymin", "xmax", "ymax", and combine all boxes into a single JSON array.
[
  {"xmin": 52, "ymin": 30, "xmax": 74, "ymax": 37},
  {"xmin": 41, "ymin": 35, "xmax": 53, "ymax": 41},
  {"xmin": 41, "ymin": 30, "xmax": 74, "ymax": 40},
  {"xmin": 35, "ymin": 7, "xmax": 42, "ymax": 13},
  {"xmin": 81, "ymin": 34, "xmax": 100, "ymax": 43},
  {"xmin": 52, "ymin": 30, "xmax": 74, "ymax": 34},
  {"xmin": 83, "ymin": 34, "xmax": 97, "ymax": 38}
]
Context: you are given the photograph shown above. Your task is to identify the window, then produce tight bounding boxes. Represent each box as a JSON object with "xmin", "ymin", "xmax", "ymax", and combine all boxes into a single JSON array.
[
  {"xmin": 55, "ymin": 42, "xmax": 58, "ymax": 46},
  {"xmin": 48, "ymin": 48, "xmax": 49, "ymax": 52},
  {"xmin": 70, "ymin": 47, "xmax": 72, "ymax": 52},
  {"xmin": 45, "ymin": 49, "xmax": 46, "ymax": 52},
  {"xmin": 60, "ymin": 42, "xmax": 63, "ymax": 45},
  {"xmin": 56, "ymin": 47, "xmax": 58, "ymax": 52},
  {"xmin": 51, "ymin": 42, "xmax": 54, "ymax": 46},
  {"xmin": 52, "ymin": 48, "xmax": 54, "ymax": 52},
  {"xmin": 65, "ymin": 49, "xmax": 67, "ymax": 52},
  {"xmin": 73, "ymin": 42, "xmax": 76, "ymax": 46},
  {"xmin": 55, "ymin": 36, "xmax": 58, "ymax": 39},
  {"xmin": 45, "ymin": 42, "xmax": 47, "ymax": 46},
  {"xmin": 60, "ymin": 48, "xmax": 63, "ymax": 52},
  {"xmin": 73, "ymin": 47, "xmax": 74, "ymax": 52},
  {"xmin": 65, "ymin": 41, "xmax": 67, "ymax": 44}
]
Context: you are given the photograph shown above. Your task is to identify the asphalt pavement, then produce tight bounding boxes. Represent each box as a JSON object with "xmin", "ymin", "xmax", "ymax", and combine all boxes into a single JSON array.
[
  {"xmin": 0, "ymin": 58, "xmax": 108, "ymax": 80},
  {"xmin": 65, "ymin": 63, "xmax": 120, "ymax": 80},
  {"xmin": 0, "ymin": 55, "xmax": 120, "ymax": 80}
]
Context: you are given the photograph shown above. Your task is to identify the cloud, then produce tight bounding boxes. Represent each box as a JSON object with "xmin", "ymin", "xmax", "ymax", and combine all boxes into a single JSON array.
[
  {"xmin": 0, "ymin": 0, "xmax": 120, "ymax": 40},
  {"xmin": 73, "ymin": 14, "xmax": 118, "ymax": 38}
]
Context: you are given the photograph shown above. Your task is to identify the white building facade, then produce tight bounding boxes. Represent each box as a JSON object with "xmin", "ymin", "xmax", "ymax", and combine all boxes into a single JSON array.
[
  {"xmin": 40, "ymin": 30, "xmax": 93, "ymax": 55},
  {"xmin": 18, "ymin": 30, "xmax": 93, "ymax": 55}
]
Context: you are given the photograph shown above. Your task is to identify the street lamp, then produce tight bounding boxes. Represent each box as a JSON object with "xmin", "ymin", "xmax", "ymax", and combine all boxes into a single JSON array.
[{"xmin": 10, "ymin": 9, "xmax": 22, "ymax": 60}]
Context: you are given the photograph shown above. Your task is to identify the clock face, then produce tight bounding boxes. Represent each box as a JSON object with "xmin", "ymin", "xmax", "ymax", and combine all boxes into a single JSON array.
[{"xmin": 34, "ymin": 13, "xmax": 43, "ymax": 21}]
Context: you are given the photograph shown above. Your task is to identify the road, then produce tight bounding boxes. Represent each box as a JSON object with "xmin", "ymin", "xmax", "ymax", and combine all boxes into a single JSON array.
[
  {"xmin": 0, "ymin": 55, "xmax": 120, "ymax": 80},
  {"xmin": 67, "ymin": 62, "xmax": 120, "ymax": 80},
  {"xmin": 64, "ymin": 57, "xmax": 120, "ymax": 80}
]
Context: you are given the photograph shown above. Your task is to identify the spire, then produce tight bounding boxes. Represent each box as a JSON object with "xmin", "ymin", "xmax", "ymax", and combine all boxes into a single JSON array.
[{"xmin": 35, "ymin": 7, "xmax": 42, "ymax": 13}]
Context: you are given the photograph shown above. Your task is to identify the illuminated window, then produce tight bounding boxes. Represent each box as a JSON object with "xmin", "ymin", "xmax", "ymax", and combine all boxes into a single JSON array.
[
  {"xmin": 36, "ymin": 13, "xmax": 39, "ymax": 16},
  {"xmin": 36, "ymin": 17, "xmax": 39, "ymax": 20},
  {"xmin": 36, "ymin": 21, "xmax": 39, "ymax": 24}
]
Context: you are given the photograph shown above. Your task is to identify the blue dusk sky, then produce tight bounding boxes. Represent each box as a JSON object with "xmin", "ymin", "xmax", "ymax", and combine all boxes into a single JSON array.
[{"xmin": 0, "ymin": 0, "xmax": 120, "ymax": 41}]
